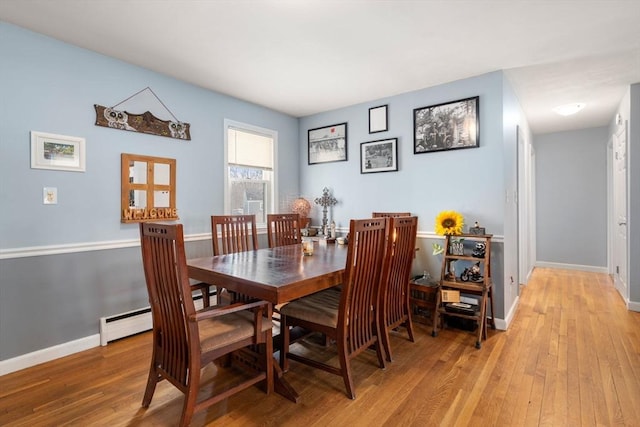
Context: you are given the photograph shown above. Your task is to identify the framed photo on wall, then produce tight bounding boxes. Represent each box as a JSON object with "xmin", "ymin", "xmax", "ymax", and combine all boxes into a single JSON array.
[
  {"xmin": 360, "ymin": 137, "xmax": 398, "ymax": 174},
  {"xmin": 308, "ymin": 122, "xmax": 348, "ymax": 165},
  {"xmin": 369, "ymin": 104, "xmax": 388, "ymax": 133},
  {"xmin": 30, "ymin": 131, "xmax": 86, "ymax": 172},
  {"xmin": 413, "ymin": 96, "xmax": 479, "ymax": 154}
]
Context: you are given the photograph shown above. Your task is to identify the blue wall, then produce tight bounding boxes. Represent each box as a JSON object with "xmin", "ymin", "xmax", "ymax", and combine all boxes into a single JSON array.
[
  {"xmin": 0, "ymin": 22, "xmax": 300, "ymax": 247},
  {"xmin": 0, "ymin": 22, "xmax": 299, "ymax": 361},
  {"xmin": 298, "ymin": 72, "xmax": 506, "ymax": 234}
]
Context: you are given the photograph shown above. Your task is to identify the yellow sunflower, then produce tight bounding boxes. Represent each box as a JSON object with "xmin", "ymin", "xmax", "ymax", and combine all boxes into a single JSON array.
[{"xmin": 435, "ymin": 210, "xmax": 464, "ymax": 235}]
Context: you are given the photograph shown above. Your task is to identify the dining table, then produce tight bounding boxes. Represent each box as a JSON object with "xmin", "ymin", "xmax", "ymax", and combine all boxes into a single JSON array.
[{"xmin": 187, "ymin": 241, "xmax": 348, "ymax": 402}]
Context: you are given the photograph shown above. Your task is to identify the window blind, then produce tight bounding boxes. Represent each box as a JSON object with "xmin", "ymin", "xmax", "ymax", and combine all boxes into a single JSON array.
[{"xmin": 228, "ymin": 128, "xmax": 273, "ymax": 169}]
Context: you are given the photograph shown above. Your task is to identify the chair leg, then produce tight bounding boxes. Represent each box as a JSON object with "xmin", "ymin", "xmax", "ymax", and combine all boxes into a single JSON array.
[
  {"xmin": 405, "ymin": 310, "xmax": 415, "ymax": 343},
  {"xmin": 336, "ymin": 342, "xmax": 356, "ymax": 400},
  {"xmin": 375, "ymin": 339, "xmax": 386, "ymax": 370},
  {"xmin": 374, "ymin": 322, "xmax": 387, "ymax": 370},
  {"xmin": 179, "ymin": 370, "xmax": 200, "ymax": 427},
  {"xmin": 380, "ymin": 321, "xmax": 393, "ymax": 363},
  {"xmin": 141, "ymin": 365, "xmax": 159, "ymax": 407}
]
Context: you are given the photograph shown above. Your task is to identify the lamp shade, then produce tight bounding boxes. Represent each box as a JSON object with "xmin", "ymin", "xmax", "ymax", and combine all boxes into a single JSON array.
[
  {"xmin": 291, "ymin": 197, "xmax": 311, "ymax": 216},
  {"xmin": 291, "ymin": 197, "xmax": 311, "ymax": 227}
]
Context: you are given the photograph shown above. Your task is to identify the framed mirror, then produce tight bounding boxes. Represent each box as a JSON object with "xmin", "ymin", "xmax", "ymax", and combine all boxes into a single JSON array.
[{"xmin": 121, "ymin": 153, "xmax": 178, "ymax": 223}]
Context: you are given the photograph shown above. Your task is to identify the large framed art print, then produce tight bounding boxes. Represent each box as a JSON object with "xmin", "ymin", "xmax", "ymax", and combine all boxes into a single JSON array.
[
  {"xmin": 308, "ymin": 122, "xmax": 348, "ymax": 165},
  {"xmin": 413, "ymin": 96, "xmax": 479, "ymax": 154}
]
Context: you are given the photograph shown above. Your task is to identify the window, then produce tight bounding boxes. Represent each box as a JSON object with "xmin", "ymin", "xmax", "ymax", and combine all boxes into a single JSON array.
[{"xmin": 224, "ymin": 120, "xmax": 277, "ymax": 225}]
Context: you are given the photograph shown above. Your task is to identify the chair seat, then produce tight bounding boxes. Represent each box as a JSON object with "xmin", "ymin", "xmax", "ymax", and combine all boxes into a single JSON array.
[
  {"xmin": 199, "ymin": 309, "xmax": 273, "ymax": 353},
  {"xmin": 279, "ymin": 288, "xmax": 341, "ymax": 328}
]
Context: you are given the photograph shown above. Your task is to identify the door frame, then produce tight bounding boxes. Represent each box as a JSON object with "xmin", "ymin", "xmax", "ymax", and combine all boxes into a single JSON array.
[{"xmin": 608, "ymin": 120, "xmax": 630, "ymax": 304}]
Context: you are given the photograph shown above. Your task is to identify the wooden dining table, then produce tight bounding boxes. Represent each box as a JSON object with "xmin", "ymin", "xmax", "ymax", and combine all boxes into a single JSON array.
[{"xmin": 187, "ymin": 241, "xmax": 348, "ymax": 402}]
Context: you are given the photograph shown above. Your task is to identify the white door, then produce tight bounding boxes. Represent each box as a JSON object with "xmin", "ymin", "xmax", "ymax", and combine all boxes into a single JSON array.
[{"xmin": 612, "ymin": 123, "xmax": 628, "ymax": 302}]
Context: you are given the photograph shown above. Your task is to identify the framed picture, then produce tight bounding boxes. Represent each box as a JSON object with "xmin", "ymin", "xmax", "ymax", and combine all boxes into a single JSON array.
[
  {"xmin": 369, "ymin": 104, "xmax": 388, "ymax": 133},
  {"xmin": 360, "ymin": 137, "xmax": 398, "ymax": 174},
  {"xmin": 31, "ymin": 131, "xmax": 86, "ymax": 172},
  {"xmin": 413, "ymin": 96, "xmax": 479, "ymax": 154},
  {"xmin": 308, "ymin": 122, "xmax": 348, "ymax": 165}
]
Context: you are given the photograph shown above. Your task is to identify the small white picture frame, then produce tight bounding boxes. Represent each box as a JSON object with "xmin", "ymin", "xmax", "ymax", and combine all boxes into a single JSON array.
[
  {"xmin": 31, "ymin": 131, "xmax": 86, "ymax": 172},
  {"xmin": 369, "ymin": 104, "xmax": 388, "ymax": 134}
]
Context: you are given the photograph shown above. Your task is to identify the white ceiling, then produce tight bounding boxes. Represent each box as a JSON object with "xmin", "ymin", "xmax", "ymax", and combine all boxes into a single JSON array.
[{"xmin": 1, "ymin": 0, "xmax": 639, "ymax": 134}]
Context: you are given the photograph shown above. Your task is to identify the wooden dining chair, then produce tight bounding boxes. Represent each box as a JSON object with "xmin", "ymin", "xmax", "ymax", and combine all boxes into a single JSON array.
[
  {"xmin": 139, "ymin": 223, "xmax": 273, "ymax": 427},
  {"xmin": 372, "ymin": 211, "xmax": 411, "ymax": 218},
  {"xmin": 378, "ymin": 216, "xmax": 419, "ymax": 362},
  {"xmin": 266, "ymin": 213, "xmax": 301, "ymax": 248},
  {"xmin": 279, "ymin": 217, "xmax": 390, "ymax": 399},
  {"xmin": 212, "ymin": 214, "xmax": 259, "ymax": 255},
  {"xmin": 194, "ymin": 214, "xmax": 259, "ymax": 306}
]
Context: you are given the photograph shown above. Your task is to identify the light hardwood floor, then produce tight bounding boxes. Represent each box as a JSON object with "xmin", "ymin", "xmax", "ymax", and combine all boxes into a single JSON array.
[{"xmin": 1, "ymin": 268, "xmax": 639, "ymax": 426}]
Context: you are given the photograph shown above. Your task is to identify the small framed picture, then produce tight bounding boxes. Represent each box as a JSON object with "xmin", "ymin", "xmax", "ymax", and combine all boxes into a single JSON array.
[
  {"xmin": 469, "ymin": 226, "xmax": 486, "ymax": 235},
  {"xmin": 414, "ymin": 96, "xmax": 479, "ymax": 154},
  {"xmin": 308, "ymin": 122, "xmax": 348, "ymax": 165},
  {"xmin": 31, "ymin": 131, "xmax": 86, "ymax": 172},
  {"xmin": 369, "ymin": 104, "xmax": 388, "ymax": 133},
  {"xmin": 360, "ymin": 137, "xmax": 398, "ymax": 174}
]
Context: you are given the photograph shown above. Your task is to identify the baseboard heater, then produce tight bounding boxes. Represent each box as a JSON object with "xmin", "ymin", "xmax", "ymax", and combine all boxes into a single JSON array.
[{"xmin": 99, "ymin": 291, "xmax": 215, "ymax": 346}]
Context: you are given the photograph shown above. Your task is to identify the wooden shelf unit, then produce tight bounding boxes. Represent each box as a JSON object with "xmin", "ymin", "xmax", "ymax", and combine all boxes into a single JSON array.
[{"xmin": 432, "ymin": 233, "xmax": 495, "ymax": 349}]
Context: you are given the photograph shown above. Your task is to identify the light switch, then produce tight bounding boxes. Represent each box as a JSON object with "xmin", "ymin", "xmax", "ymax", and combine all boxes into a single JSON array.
[{"xmin": 43, "ymin": 187, "xmax": 58, "ymax": 204}]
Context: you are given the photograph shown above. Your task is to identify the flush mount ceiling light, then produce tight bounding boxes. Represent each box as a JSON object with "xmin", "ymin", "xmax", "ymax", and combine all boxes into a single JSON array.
[{"xmin": 552, "ymin": 103, "xmax": 586, "ymax": 116}]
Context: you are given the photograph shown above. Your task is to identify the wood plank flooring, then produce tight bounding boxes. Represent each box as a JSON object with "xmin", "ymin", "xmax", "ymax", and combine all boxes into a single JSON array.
[{"xmin": 1, "ymin": 268, "xmax": 639, "ymax": 426}]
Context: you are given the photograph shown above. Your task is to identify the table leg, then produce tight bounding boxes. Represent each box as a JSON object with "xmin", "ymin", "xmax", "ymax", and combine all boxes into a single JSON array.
[{"xmin": 272, "ymin": 359, "xmax": 300, "ymax": 403}]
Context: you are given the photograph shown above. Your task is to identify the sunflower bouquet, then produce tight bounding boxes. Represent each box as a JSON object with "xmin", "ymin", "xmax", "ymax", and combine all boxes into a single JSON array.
[
  {"xmin": 435, "ymin": 210, "xmax": 464, "ymax": 236},
  {"xmin": 432, "ymin": 210, "xmax": 465, "ymax": 258}
]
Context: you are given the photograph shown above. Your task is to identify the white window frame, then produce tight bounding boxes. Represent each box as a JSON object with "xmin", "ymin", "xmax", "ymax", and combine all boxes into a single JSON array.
[{"xmin": 223, "ymin": 119, "xmax": 278, "ymax": 226}]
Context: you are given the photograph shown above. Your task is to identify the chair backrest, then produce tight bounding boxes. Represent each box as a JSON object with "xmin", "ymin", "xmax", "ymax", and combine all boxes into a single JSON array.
[
  {"xmin": 211, "ymin": 214, "xmax": 259, "ymax": 255},
  {"xmin": 381, "ymin": 216, "xmax": 419, "ymax": 328},
  {"xmin": 372, "ymin": 212, "xmax": 411, "ymax": 218},
  {"xmin": 338, "ymin": 217, "xmax": 390, "ymax": 356},
  {"xmin": 266, "ymin": 213, "xmax": 301, "ymax": 248},
  {"xmin": 139, "ymin": 222, "xmax": 195, "ymax": 388}
]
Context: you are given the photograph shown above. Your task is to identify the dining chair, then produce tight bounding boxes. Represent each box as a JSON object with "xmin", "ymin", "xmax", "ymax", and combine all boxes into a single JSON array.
[
  {"xmin": 194, "ymin": 214, "xmax": 259, "ymax": 306},
  {"xmin": 266, "ymin": 213, "xmax": 301, "ymax": 248},
  {"xmin": 212, "ymin": 214, "xmax": 259, "ymax": 255},
  {"xmin": 139, "ymin": 222, "xmax": 273, "ymax": 427},
  {"xmin": 372, "ymin": 211, "xmax": 411, "ymax": 218},
  {"xmin": 279, "ymin": 217, "xmax": 390, "ymax": 399},
  {"xmin": 378, "ymin": 216, "xmax": 419, "ymax": 362}
]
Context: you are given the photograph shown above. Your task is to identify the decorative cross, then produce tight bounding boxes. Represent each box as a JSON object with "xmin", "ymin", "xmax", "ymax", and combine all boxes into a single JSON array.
[{"xmin": 314, "ymin": 187, "xmax": 337, "ymax": 237}]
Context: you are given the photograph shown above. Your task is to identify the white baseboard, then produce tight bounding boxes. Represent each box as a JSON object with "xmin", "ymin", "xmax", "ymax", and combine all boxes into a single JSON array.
[
  {"xmin": 0, "ymin": 295, "xmax": 215, "ymax": 376},
  {"xmin": 0, "ymin": 334, "xmax": 100, "ymax": 376},
  {"xmin": 535, "ymin": 261, "xmax": 608, "ymax": 274},
  {"xmin": 628, "ymin": 300, "xmax": 640, "ymax": 312},
  {"xmin": 494, "ymin": 295, "xmax": 519, "ymax": 330}
]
